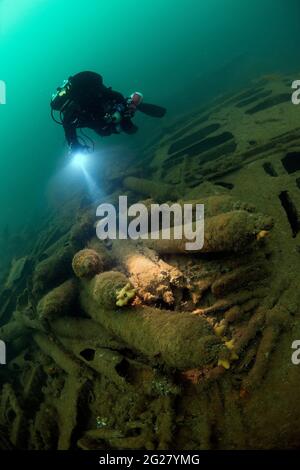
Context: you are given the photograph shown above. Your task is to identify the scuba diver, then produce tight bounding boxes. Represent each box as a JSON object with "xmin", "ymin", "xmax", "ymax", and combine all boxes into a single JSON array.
[{"xmin": 50, "ymin": 71, "xmax": 167, "ymax": 154}]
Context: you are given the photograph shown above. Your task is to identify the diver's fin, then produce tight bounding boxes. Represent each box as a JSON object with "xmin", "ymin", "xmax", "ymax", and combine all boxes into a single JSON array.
[{"xmin": 138, "ymin": 102, "xmax": 167, "ymax": 118}]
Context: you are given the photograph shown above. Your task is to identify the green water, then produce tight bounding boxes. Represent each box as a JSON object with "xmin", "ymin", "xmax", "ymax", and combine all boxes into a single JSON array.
[{"xmin": 0, "ymin": 0, "xmax": 299, "ymax": 261}]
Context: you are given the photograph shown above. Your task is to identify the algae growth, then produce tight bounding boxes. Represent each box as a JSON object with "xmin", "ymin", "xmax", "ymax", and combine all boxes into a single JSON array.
[
  {"xmin": 1, "ymin": 73, "xmax": 300, "ymax": 449},
  {"xmin": 1, "ymin": 0, "xmax": 300, "ymax": 451}
]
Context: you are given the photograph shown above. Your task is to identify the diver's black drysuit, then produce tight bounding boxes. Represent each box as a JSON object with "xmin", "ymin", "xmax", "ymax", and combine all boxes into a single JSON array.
[
  {"xmin": 51, "ymin": 71, "xmax": 167, "ymax": 152},
  {"xmin": 51, "ymin": 71, "xmax": 138, "ymax": 151}
]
